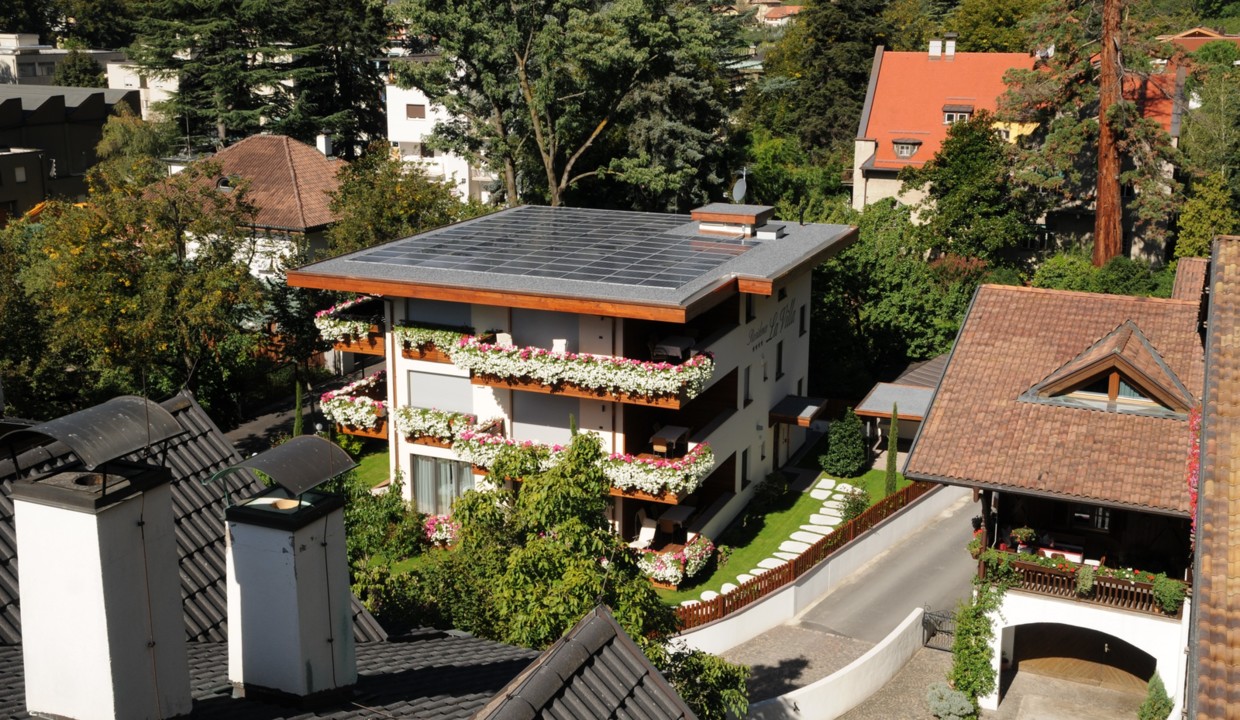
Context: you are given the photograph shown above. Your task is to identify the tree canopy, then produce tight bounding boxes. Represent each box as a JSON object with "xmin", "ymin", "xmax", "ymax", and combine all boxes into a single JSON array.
[{"xmin": 50, "ymin": 49, "xmax": 105, "ymax": 87}]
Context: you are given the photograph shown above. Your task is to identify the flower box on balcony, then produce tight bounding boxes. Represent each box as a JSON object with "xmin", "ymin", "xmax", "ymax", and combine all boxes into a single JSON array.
[
  {"xmin": 601, "ymin": 444, "xmax": 714, "ymax": 498},
  {"xmin": 321, "ymin": 390, "xmax": 386, "ymax": 438},
  {"xmin": 315, "ymin": 296, "xmax": 386, "ymax": 356},
  {"xmin": 393, "ymin": 406, "xmax": 476, "ymax": 447},
  {"xmin": 337, "ymin": 418, "xmax": 387, "ymax": 440},
  {"xmin": 395, "ymin": 324, "xmax": 478, "ymax": 364},
  {"xmin": 454, "ymin": 336, "xmax": 713, "ymax": 409},
  {"xmin": 333, "ymin": 325, "xmax": 385, "ymax": 356},
  {"xmin": 982, "ymin": 550, "xmax": 1188, "ymax": 617},
  {"xmin": 638, "ymin": 536, "xmax": 714, "ymax": 588}
]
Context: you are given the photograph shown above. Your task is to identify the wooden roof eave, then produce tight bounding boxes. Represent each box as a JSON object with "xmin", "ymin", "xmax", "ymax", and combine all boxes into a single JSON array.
[{"xmin": 903, "ymin": 470, "xmax": 1191, "ymax": 519}]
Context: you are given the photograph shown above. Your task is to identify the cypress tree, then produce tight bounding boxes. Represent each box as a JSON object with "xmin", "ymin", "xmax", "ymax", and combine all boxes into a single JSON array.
[{"xmin": 885, "ymin": 403, "xmax": 899, "ymax": 496}]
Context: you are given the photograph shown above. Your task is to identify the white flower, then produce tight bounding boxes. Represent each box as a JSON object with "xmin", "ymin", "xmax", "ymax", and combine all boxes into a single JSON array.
[
  {"xmin": 394, "ymin": 407, "xmax": 475, "ymax": 442},
  {"xmin": 321, "ymin": 395, "xmax": 385, "ymax": 429},
  {"xmin": 314, "ymin": 295, "xmax": 380, "ymax": 342}
]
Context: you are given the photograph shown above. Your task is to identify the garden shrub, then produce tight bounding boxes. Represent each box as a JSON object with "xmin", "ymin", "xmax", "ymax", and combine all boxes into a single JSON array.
[
  {"xmin": 1074, "ymin": 565, "xmax": 1095, "ymax": 597},
  {"xmin": 1137, "ymin": 673, "xmax": 1173, "ymax": 720},
  {"xmin": 1151, "ymin": 574, "xmax": 1187, "ymax": 613},
  {"xmin": 820, "ymin": 408, "xmax": 868, "ymax": 477},
  {"xmin": 927, "ymin": 682, "xmax": 975, "ymax": 720},
  {"xmin": 839, "ymin": 488, "xmax": 870, "ymax": 524}
]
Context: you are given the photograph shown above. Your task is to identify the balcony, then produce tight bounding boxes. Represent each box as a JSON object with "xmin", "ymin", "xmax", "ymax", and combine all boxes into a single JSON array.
[
  {"xmin": 315, "ymin": 296, "xmax": 385, "ymax": 356},
  {"xmin": 392, "ymin": 406, "xmax": 487, "ymax": 449},
  {"xmin": 394, "ymin": 323, "xmax": 480, "ymax": 364},
  {"xmin": 454, "ymin": 335, "xmax": 715, "ymax": 409},
  {"xmin": 322, "ymin": 371, "xmax": 387, "ymax": 439},
  {"xmin": 978, "ymin": 550, "xmax": 1190, "ymax": 619}
]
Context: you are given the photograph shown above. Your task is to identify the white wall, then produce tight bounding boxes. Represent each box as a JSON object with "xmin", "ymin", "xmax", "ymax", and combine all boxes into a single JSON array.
[
  {"xmin": 385, "ymin": 83, "xmax": 490, "ymax": 202},
  {"xmin": 106, "ymin": 62, "xmax": 177, "ymax": 121},
  {"xmin": 748, "ymin": 608, "xmax": 926, "ymax": 720},
  {"xmin": 679, "ymin": 486, "xmax": 968, "ymax": 654},
  {"xmin": 982, "ymin": 591, "xmax": 1190, "ymax": 715}
]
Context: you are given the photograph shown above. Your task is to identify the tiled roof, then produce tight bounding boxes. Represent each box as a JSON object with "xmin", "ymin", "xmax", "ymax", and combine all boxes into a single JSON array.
[
  {"xmin": 895, "ymin": 353, "xmax": 949, "ymax": 388},
  {"xmin": 476, "ymin": 605, "xmax": 695, "ymax": 720},
  {"xmin": 1158, "ymin": 27, "xmax": 1240, "ymax": 53},
  {"xmin": 1173, "ymin": 257, "xmax": 1210, "ymax": 301},
  {"xmin": 0, "ymin": 392, "xmax": 386, "ymax": 646},
  {"xmin": 764, "ymin": 5, "xmax": 803, "ymax": 19},
  {"xmin": 1194, "ymin": 235, "xmax": 1240, "ymax": 717},
  {"xmin": 0, "ymin": 629, "xmax": 537, "ymax": 719},
  {"xmin": 203, "ymin": 135, "xmax": 344, "ymax": 233},
  {"xmin": 857, "ymin": 50, "xmax": 1033, "ymax": 171},
  {"xmin": 905, "ymin": 285, "xmax": 1204, "ymax": 514}
]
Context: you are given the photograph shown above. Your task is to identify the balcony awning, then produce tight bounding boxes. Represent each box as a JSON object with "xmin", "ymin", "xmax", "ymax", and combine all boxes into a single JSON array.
[
  {"xmin": 769, "ymin": 395, "xmax": 828, "ymax": 428},
  {"xmin": 855, "ymin": 383, "xmax": 934, "ymax": 422}
]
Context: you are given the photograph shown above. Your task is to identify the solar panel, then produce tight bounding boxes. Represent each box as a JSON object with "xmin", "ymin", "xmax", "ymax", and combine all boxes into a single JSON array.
[{"xmin": 352, "ymin": 206, "xmax": 753, "ymax": 290}]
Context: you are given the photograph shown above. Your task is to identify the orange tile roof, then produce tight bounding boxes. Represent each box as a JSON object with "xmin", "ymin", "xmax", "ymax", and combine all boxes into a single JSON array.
[
  {"xmin": 1159, "ymin": 27, "xmax": 1240, "ymax": 53},
  {"xmin": 859, "ymin": 51, "xmax": 1033, "ymax": 171},
  {"xmin": 1194, "ymin": 235, "xmax": 1240, "ymax": 717},
  {"xmin": 765, "ymin": 5, "xmax": 803, "ymax": 19},
  {"xmin": 905, "ymin": 285, "xmax": 1204, "ymax": 515},
  {"xmin": 208, "ymin": 135, "xmax": 345, "ymax": 232},
  {"xmin": 1173, "ymin": 257, "xmax": 1210, "ymax": 301}
]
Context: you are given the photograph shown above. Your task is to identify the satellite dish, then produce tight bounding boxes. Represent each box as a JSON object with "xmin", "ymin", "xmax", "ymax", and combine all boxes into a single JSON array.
[{"xmin": 732, "ymin": 168, "xmax": 748, "ymax": 204}]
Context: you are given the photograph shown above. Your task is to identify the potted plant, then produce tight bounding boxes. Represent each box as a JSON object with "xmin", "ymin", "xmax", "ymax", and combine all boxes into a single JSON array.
[
  {"xmin": 1011, "ymin": 526, "xmax": 1037, "ymax": 553},
  {"xmin": 967, "ymin": 528, "xmax": 986, "ymax": 559}
]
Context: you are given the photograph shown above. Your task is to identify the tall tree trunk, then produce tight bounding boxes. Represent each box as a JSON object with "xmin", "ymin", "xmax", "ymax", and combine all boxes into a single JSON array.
[{"xmin": 1094, "ymin": 0, "xmax": 1123, "ymax": 266}]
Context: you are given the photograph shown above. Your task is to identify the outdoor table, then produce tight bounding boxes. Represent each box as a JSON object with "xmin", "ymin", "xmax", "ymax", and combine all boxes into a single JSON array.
[{"xmin": 650, "ymin": 425, "xmax": 690, "ymax": 455}]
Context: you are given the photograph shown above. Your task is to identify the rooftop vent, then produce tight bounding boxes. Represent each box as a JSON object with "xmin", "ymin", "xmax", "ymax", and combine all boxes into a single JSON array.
[
  {"xmin": 218, "ymin": 436, "xmax": 358, "ymax": 704},
  {"xmin": 929, "ymin": 38, "xmax": 943, "ymax": 58},
  {"xmin": 1, "ymin": 397, "xmax": 191, "ymax": 720},
  {"xmin": 945, "ymin": 32, "xmax": 958, "ymax": 58},
  {"xmin": 691, "ymin": 202, "xmax": 777, "ymax": 238}
]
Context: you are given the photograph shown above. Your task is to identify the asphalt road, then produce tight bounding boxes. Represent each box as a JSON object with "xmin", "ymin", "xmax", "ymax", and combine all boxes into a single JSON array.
[{"xmin": 797, "ymin": 495, "xmax": 978, "ymax": 643}]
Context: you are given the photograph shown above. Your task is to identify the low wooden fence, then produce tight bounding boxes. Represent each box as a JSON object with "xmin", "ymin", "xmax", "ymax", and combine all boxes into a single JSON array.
[{"xmin": 675, "ymin": 480, "xmax": 936, "ymax": 630}]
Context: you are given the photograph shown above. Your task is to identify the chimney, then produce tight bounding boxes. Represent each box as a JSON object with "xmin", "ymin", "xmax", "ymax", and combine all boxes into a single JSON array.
[
  {"xmin": 944, "ymin": 32, "xmax": 958, "ymax": 58},
  {"xmin": 316, "ymin": 133, "xmax": 333, "ymax": 157},
  {"xmin": 7, "ymin": 397, "xmax": 192, "ymax": 720},
  {"xmin": 224, "ymin": 436, "xmax": 357, "ymax": 704},
  {"xmin": 929, "ymin": 38, "xmax": 943, "ymax": 59},
  {"xmin": 691, "ymin": 202, "xmax": 778, "ymax": 238}
]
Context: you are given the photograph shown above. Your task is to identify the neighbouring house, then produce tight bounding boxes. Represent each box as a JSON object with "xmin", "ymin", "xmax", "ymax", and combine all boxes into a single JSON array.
[
  {"xmin": 0, "ymin": 33, "xmax": 125, "ymax": 86},
  {"xmin": 1158, "ymin": 26, "xmax": 1240, "ymax": 53},
  {"xmin": 291, "ymin": 203, "xmax": 855, "ymax": 547},
  {"xmin": 165, "ymin": 133, "xmax": 345, "ymax": 280},
  {"xmin": 759, "ymin": 5, "xmax": 804, "ymax": 26},
  {"xmin": 105, "ymin": 61, "xmax": 177, "ymax": 121},
  {"xmin": 0, "ymin": 85, "xmax": 139, "ymax": 200},
  {"xmin": 385, "ymin": 55, "xmax": 493, "ymax": 203},
  {"xmin": 905, "ymin": 278, "xmax": 1208, "ymax": 714},
  {"xmin": 0, "ymin": 393, "xmax": 696, "ymax": 719},
  {"xmin": 0, "ymin": 146, "xmax": 45, "ymax": 223},
  {"xmin": 854, "ymin": 353, "xmax": 947, "ymax": 453}
]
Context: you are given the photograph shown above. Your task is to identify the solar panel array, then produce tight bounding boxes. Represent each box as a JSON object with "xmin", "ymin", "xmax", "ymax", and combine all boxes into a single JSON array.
[{"xmin": 354, "ymin": 206, "xmax": 752, "ymax": 289}]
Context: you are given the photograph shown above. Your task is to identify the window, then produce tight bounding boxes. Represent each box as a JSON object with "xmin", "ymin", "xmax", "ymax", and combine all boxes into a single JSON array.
[
  {"xmin": 14, "ymin": 166, "xmax": 26, "ymax": 183},
  {"xmin": 777, "ymin": 287, "xmax": 787, "ymax": 301},
  {"xmin": 1071, "ymin": 505, "xmax": 1112, "ymax": 533},
  {"xmin": 411, "ymin": 455, "xmax": 474, "ymax": 516},
  {"xmin": 420, "ymin": 144, "xmax": 435, "ymax": 158},
  {"xmin": 741, "ymin": 449, "xmax": 749, "ymax": 486},
  {"xmin": 943, "ymin": 111, "xmax": 971, "ymax": 124},
  {"xmin": 406, "ymin": 103, "xmax": 427, "ymax": 119},
  {"xmin": 799, "ymin": 305, "xmax": 807, "ymax": 336},
  {"xmin": 745, "ymin": 294, "xmax": 756, "ymax": 322},
  {"xmin": 775, "ymin": 340, "xmax": 784, "ymax": 380},
  {"xmin": 797, "ymin": 378, "xmax": 804, "ymax": 395},
  {"xmin": 760, "ymin": 438, "xmax": 766, "ymax": 461},
  {"xmin": 743, "ymin": 366, "xmax": 752, "ymax": 406},
  {"xmin": 893, "ymin": 142, "xmax": 919, "ymax": 159}
]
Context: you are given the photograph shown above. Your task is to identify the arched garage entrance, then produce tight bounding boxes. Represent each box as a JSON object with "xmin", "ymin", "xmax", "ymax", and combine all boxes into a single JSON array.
[{"xmin": 1009, "ymin": 623, "xmax": 1153, "ymax": 694}]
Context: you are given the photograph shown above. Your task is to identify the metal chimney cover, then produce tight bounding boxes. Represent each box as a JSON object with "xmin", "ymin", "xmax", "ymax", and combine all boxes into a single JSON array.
[
  {"xmin": 226, "ymin": 435, "xmax": 357, "ymax": 497},
  {"xmin": 0, "ymin": 396, "xmax": 183, "ymax": 471}
]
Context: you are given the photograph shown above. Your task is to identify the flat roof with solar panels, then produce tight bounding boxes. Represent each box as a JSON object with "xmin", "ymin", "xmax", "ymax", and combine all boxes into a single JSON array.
[{"xmin": 288, "ymin": 204, "xmax": 857, "ymax": 322}]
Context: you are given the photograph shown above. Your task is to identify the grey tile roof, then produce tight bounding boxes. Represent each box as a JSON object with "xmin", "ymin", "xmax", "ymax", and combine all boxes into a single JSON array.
[
  {"xmin": 0, "ymin": 391, "xmax": 386, "ymax": 646},
  {"xmin": 894, "ymin": 353, "xmax": 949, "ymax": 388},
  {"xmin": 476, "ymin": 605, "xmax": 696, "ymax": 720},
  {"xmin": 0, "ymin": 629, "xmax": 537, "ymax": 719}
]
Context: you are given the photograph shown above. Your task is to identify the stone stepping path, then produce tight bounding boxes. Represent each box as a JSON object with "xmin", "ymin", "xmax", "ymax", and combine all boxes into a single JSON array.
[{"xmin": 698, "ymin": 474, "xmax": 862, "ymax": 603}]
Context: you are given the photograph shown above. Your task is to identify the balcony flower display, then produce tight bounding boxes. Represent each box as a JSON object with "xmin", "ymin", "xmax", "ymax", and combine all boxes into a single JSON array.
[
  {"xmin": 451, "ymin": 336, "xmax": 715, "ymax": 400},
  {"xmin": 314, "ymin": 295, "xmax": 379, "ymax": 342},
  {"xmin": 393, "ymin": 407, "xmax": 475, "ymax": 443},
  {"xmin": 321, "ymin": 371, "xmax": 385, "ymax": 404},
  {"xmin": 637, "ymin": 535, "xmax": 715, "ymax": 586},
  {"xmin": 321, "ymin": 395, "xmax": 386, "ymax": 429},
  {"xmin": 393, "ymin": 324, "xmax": 469, "ymax": 353},
  {"xmin": 453, "ymin": 430, "xmax": 562, "ymax": 471},
  {"xmin": 424, "ymin": 514, "xmax": 459, "ymax": 546},
  {"xmin": 601, "ymin": 443, "xmax": 714, "ymax": 496}
]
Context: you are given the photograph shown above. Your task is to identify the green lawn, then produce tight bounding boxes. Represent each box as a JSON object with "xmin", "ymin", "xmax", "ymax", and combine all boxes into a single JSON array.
[
  {"xmin": 654, "ymin": 468, "xmax": 908, "ymax": 605},
  {"xmin": 355, "ymin": 448, "xmax": 391, "ymax": 488}
]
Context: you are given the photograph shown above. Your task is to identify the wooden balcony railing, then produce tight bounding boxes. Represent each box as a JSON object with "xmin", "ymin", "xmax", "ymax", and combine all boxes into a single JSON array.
[
  {"xmin": 333, "ymin": 323, "xmax": 386, "ymax": 356},
  {"xmin": 984, "ymin": 555, "xmax": 1189, "ymax": 619},
  {"xmin": 675, "ymin": 481, "xmax": 936, "ymax": 631}
]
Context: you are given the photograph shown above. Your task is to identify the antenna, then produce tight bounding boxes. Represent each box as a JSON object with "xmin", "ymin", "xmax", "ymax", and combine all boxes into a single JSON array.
[{"xmin": 732, "ymin": 167, "xmax": 748, "ymax": 204}]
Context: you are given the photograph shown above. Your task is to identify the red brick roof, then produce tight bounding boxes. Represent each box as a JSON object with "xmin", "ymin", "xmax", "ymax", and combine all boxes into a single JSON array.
[
  {"xmin": 1195, "ymin": 235, "xmax": 1240, "ymax": 717},
  {"xmin": 209, "ymin": 135, "xmax": 345, "ymax": 232},
  {"xmin": 905, "ymin": 285, "xmax": 1204, "ymax": 515},
  {"xmin": 858, "ymin": 50, "xmax": 1033, "ymax": 171}
]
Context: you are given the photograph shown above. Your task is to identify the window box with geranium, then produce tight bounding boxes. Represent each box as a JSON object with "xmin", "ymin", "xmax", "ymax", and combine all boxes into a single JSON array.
[
  {"xmin": 394, "ymin": 407, "xmax": 475, "ymax": 447},
  {"xmin": 601, "ymin": 444, "xmax": 714, "ymax": 497},
  {"xmin": 393, "ymin": 323, "xmax": 474, "ymax": 363},
  {"xmin": 315, "ymin": 296, "xmax": 384, "ymax": 354},
  {"xmin": 451, "ymin": 336, "xmax": 714, "ymax": 405},
  {"xmin": 452, "ymin": 430, "xmax": 563, "ymax": 472}
]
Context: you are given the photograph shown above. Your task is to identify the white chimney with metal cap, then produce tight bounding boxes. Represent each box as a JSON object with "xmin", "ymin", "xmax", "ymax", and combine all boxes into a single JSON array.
[
  {"xmin": 944, "ymin": 32, "xmax": 958, "ymax": 58},
  {"xmin": 929, "ymin": 38, "xmax": 943, "ymax": 58},
  {"xmin": 223, "ymin": 436, "xmax": 357, "ymax": 703},
  {"xmin": 7, "ymin": 397, "xmax": 192, "ymax": 720}
]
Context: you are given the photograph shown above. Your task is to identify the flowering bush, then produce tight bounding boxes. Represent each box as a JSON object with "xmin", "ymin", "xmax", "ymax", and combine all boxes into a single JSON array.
[
  {"xmin": 601, "ymin": 444, "xmax": 714, "ymax": 496},
  {"xmin": 637, "ymin": 535, "xmax": 715, "ymax": 586},
  {"xmin": 452, "ymin": 430, "xmax": 562, "ymax": 471},
  {"xmin": 451, "ymin": 336, "xmax": 715, "ymax": 400},
  {"xmin": 314, "ymin": 295, "xmax": 380, "ymax": 342},
  {"xmin": 424, "ymin": 514, "xmax": 459, "ymax": 545},
  {"xmin": 321, "ymin": 395, "xmax": 386, "ymax": 429},
  {"xmin": 393, "ymin": 324, "xmax": 469, "ymax": 353},
  {"xmin": 393, "ymin": 406, "xmax": 475, "ymax": 443}
]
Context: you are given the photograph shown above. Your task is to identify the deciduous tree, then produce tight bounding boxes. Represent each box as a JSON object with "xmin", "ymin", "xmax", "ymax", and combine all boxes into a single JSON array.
[{"xmin": 1176, "ymin": 173, "xmax": 1238, "ymax": 258}]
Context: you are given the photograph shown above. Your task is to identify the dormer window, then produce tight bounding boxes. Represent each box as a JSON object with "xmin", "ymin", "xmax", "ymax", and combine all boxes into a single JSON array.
[
  {"xmin": 216, "ymin": 175, "xmax": 238, "ymax": 192},
  {"xmin": 893, "ymin": 138, "xmax": 922, "ymax": 159},
  {"xmin": 943, "ymin": 103, "xmax": 974, "ymax": 124}
]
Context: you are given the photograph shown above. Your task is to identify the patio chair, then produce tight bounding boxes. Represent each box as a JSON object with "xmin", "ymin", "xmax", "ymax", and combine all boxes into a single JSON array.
[
  {"xmin": 629, "ymin": 509, "xmax": 656, "ymax": 549},
  {"xmin": 496, "ymin": 332, "xmax": 514, "ymax": 347}
]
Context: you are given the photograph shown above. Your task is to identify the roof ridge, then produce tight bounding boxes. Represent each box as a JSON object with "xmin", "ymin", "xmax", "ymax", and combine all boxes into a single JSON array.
[
  {"xmin": 981, "ymin": 283, "xmax": 1199, "ymax": 306},
  {"xmin": 283, "ymin": 137, "xmax": 308, "ymax": 229}
]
